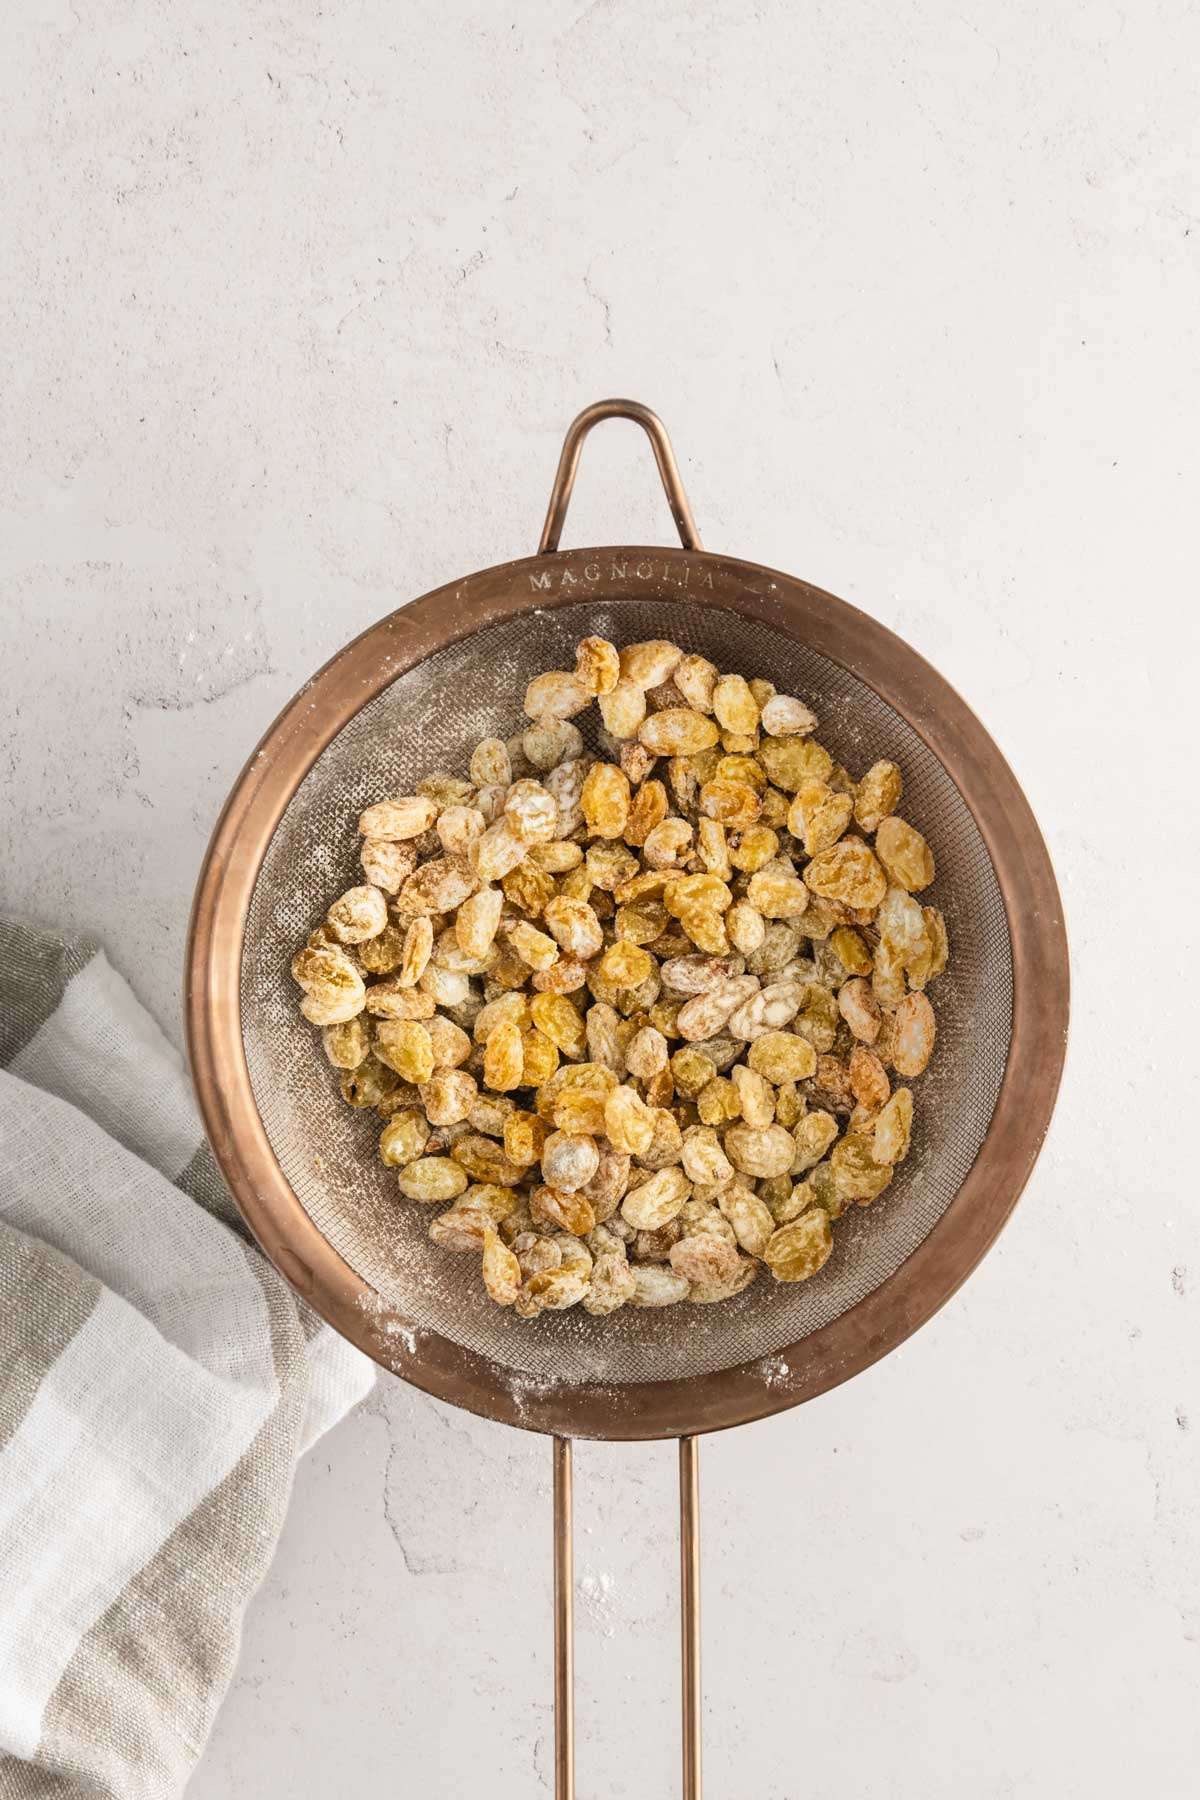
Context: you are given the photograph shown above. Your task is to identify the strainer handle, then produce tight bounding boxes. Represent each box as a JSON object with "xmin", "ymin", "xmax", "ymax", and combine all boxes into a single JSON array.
[
  {"xmin": 538, "ymin": 399, "xmax": 703, "ymax": 555},
  {"xmin": 553, "ymin": 1434, "xmax": 703, "ymax": 1799},
  {"xmin": 553, "ymin": 1438, "xmax": 574, "ymax": 1798},
  {"xmin": 680, "ymin": 1435, "xmax": 703, "ymax": 1798}
]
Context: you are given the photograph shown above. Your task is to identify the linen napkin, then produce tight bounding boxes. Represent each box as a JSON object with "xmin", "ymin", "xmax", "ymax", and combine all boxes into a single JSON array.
[{"xmin": 0, "ymin": 917, "xmax": 374, "ymax": 1799}]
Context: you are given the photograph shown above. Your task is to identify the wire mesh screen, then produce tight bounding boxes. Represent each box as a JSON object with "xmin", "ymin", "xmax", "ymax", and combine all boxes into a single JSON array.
[{"xmin": 242, "ymin": 598, "xmax": 1012, "ymax": 1388}]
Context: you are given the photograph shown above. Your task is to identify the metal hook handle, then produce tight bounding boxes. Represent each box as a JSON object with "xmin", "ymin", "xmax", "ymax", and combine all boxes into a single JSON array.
[
  {"xmin": 553, "ymin": 1435, "xmax": 702, "ymax": 1799},
  {"xmin": 538, "ymin": 399, "xmax": 703, "ymax": 555}
]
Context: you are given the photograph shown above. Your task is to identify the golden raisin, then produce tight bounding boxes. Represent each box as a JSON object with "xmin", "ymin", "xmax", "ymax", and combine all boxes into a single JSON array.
[
  {"xmin": 530, "ymin": 991, "xmax": 588, "ymax": 1057},
  {"xmin": 747, "ymin": 1031, "xmax": 817, "ymax": 1083},
  {"xmin": 712, "ymin": 673, "xmax": 760, "ymax": 736},
  {"xmin": 787, "ymin": 779, "xmax": 853, "ymax": 856},
  {"xmin": 483, "ymin": 1019, "xmax": 524, "ymax": 1091},
  {"xmin": 398, "ymin": 1157, "xmax": 469, "ymax": 1203},
  {"xmin": 520, "ymin": 1026, "xmax": 560, "ymax": 1086},
  {"xmin": 639, "ymin": 708, "xmax": 720, "ymax": 755},
  {"xmin": 875, "ymin": 816, "xmax": 935, "ymax": 892},
  {"xmin": 624, "ymin": 779, "xmax": 669, "ymax": 847},
  {"xmin": 699, "ymin": 779, "xmax": 761, "ymax": 830},
  {"xmin": 379, "ymin": 1109, "xmax": 430, "ymax": 1166},
  {"xmin": 804, "ymin": 839, "xmax": 887, "ymax": 910},
  {"xmin": 524, "ymin": 670, "xmax": 590, "ymax": 720},
  {"xmin": 757, "ymin": 738, "xmax": 833, "ymax": 793},
  {"xmin": 375, "ymin": 1019, "xmax": 434, "ymax": 1083},
  {"xmin": 764, "ymin": 1211, "xmax": 833, "ymax": 1282},
  {"xmin": 891, "ymin": 992, "xmax": 936, "ymax": 1076},
  {"xmin": 853, "ymin": 761, "xmax": 903, "ymax": 833},
  {"xmin": 619, "ymin": 640, "xmax": 683, "ymax": 688},
  {"xmin": 574, "ymin": 636, "xmax": 620, "ymax": 695},
  {"xmin": 481, "ymin": 1229, "xmax": 522, "ymax": 1305}
]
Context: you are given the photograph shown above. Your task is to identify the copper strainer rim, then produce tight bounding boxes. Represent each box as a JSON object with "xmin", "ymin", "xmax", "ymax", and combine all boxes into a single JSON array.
[{"xmin": 185, "ymin": 523, "xmax": 1068, "ymax": 1444}]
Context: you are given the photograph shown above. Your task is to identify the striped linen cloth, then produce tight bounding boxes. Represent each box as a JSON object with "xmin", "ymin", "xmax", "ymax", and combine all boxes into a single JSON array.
[{"xmin": 0, "ymin": 919, "xmax": 374, "ymax": 1798}]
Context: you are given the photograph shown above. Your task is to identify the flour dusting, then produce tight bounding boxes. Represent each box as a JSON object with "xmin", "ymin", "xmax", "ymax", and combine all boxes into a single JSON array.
[{"xmin": 579, "ymin": 1569, "xmax": 616, "ymax": 1638}]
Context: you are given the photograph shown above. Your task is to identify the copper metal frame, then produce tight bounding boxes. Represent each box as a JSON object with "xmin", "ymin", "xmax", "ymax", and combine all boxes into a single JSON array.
[{"xmin": 185, "ymin": 401, "xmax": 1069, "ymax": 1800}]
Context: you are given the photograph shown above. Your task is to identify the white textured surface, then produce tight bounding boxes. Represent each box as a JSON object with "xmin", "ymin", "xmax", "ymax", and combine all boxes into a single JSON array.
[{"xmin": 2, "ymin": 2, "xmax": 1197, "ymax": 1795}]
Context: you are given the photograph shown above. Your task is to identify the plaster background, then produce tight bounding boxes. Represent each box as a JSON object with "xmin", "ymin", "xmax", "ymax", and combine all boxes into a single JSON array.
[{"xmin": 2, "ymin": 3, "xmax": 1197, "ymax": 1794}]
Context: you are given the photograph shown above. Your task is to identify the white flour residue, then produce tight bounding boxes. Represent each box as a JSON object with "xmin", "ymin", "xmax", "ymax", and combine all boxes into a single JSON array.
[
  {"xmin": 578, "ymin": 1569, "xmax": 616, "ymax": 1638},
  {"xmin": 382, "ymin": 1322, "xmax": 420, "ymax": 1356},
  {"xmin": 355, "ymin": 1287, "xmax": 422, "ymax": 1358},
  {"xmin": 503, "ymin": 1370, "xmax": 559, "ymax": 1421}
]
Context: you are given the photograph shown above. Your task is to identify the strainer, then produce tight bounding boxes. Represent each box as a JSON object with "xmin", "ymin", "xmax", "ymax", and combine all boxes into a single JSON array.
[{"xmin": 186, "ymin": 400, "xmax": 1069, "ymax": 1798}]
